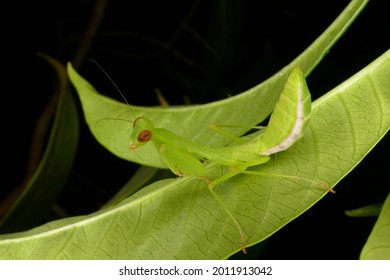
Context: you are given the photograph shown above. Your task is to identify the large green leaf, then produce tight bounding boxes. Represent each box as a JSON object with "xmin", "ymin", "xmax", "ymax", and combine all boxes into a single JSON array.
[
  {"xmin": 67, "ymin": 0, "xmax": 369, "ymax": 168},
  {"xmin": 360, "ymin": 193, "xmax": 390, "ymax": 259},
  {"xmin": 0, "ymin": 48, "xmax": 388, "ymax": 259}
]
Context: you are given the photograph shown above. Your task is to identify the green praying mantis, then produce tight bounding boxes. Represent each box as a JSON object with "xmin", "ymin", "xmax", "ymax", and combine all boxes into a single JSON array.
[{"xmin": 98, "ymin": 64, "xmax": 334, "ymax": 253}]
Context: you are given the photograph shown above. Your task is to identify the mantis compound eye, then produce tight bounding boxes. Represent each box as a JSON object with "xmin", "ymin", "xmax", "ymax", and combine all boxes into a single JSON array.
[{"xmin": 138, "ymin": 130, "xmax": 152, "ymax": 143}]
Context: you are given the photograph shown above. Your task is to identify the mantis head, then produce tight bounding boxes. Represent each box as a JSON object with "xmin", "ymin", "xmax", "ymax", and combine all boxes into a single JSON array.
[{"xmin": 128, "ymin": 117, "xmax": 155, "ymax": 150}]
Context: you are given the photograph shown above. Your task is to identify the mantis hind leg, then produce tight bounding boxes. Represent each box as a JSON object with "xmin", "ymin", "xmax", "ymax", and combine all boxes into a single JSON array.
[
  {"xmin": 209, "ymin": 156, "xmax": 271, "ymax": 188},
  {"xmin": 206, "ymin": 182, "xmax": 247, "ymax": 254},
  {"xmin": 205, "ymin": 157, "xmax": 270, "ymax": 253},
  {"xmin": 203, "ymin": 157, "xmax": 270, "ymax": 253},
  {"xmin": 238, "ymin": 170, "xmax": 335, "ymax": 194},
  {"xmin": 210, "ymin": 154, "xmax": 334, "ymax": 194}
]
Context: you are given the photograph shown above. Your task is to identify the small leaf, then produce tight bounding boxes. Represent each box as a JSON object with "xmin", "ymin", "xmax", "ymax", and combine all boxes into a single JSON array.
[
  {"xmin": 345, "ymin": 203, "xmax": 383, "ymax": 217},
  {"xmin": 360, "ymin": 193, "xmax": 390, "ymax": 259}
]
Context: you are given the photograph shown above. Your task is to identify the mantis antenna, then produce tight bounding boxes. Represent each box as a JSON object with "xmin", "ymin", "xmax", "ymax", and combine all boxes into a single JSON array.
[{"xmin": 88, "ymin": 59, "xmax": 130, "ymax": 106}]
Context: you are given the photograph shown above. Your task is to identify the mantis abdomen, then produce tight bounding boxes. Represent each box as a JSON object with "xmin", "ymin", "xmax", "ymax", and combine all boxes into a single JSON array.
[{"xmin": 257, "ymin": 66, "xmax": 311, "ymax": 155}]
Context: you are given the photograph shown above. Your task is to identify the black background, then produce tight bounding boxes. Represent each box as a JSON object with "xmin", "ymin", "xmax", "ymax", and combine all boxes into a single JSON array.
[{"xmin": 0, "ymin": 0, "xmax": 389, "ymax": 259}]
